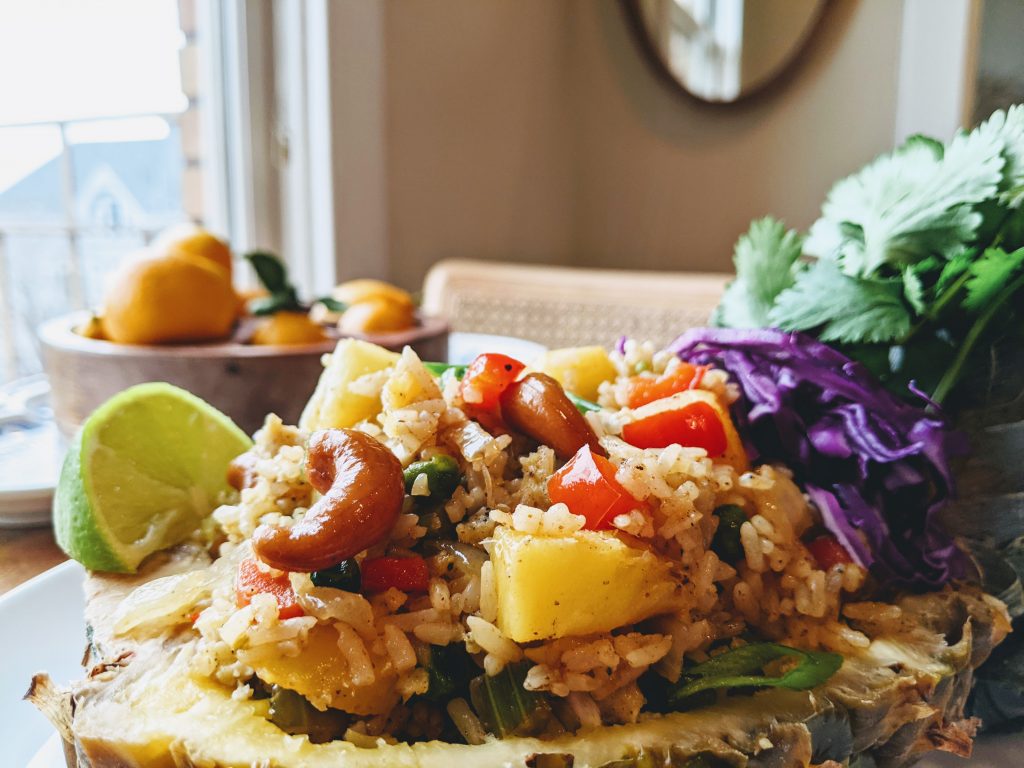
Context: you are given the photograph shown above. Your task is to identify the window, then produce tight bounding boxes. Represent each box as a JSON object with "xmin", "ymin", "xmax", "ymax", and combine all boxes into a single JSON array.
[
  {"xmin": 0, "ymin": 1, "xmax": 337, "ymax": 385},
  {"xmin": 0, "ymin": 0, "xmax": 208, "ymax": 383}
]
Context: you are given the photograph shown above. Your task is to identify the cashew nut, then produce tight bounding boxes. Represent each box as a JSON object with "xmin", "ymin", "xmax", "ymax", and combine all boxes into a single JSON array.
[
  {"xmin": 253, "ymin": 429, "xmax": 404, "ymax": 572},
  {"xmin": 500, "ymin": 372, "xmax": 606, "ymax": 459}
]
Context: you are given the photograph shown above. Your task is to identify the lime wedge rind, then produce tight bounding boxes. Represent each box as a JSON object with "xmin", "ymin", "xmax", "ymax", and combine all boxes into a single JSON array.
[
  {"xmin": 54, "ymin": 431, "xmax": 127, "ymax": 573},
  {"xmin": 53, "ymin": 382, "xmax": 253, "ymax": 573}
]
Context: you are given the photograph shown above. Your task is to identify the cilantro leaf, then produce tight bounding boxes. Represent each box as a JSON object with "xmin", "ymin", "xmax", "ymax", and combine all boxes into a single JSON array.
[
  {"xmin": 666, "ymin": 643, "xmax": 842, "ymax": 705},
  {"xmin": 805, "ymin": 127, "xmax": 1004, "ymax": 277},
  {"xmin": 963, "ymin": 247, "xmax": 1024, "ymax": 313},
  {"xmin": 769, "ymin": 260, "xmax": 911, "ymax": 343},
  {"xmin": 935, "ymin": 248, "xmax": 975, "ymax": 295},
  {"xmin": 902, "ymin": 266, "xmax": 926, "ymax": 314},
  {"xmin": 972, "ymin": 105, "xmax": 1024, "ymax": 208},
  {"xmin": 899, "ymin": 133, "xmax": 944, "ymax": 159},
  {"xmin": 714, "ymin": 217, "xmax": 803, "ymax": 328}
]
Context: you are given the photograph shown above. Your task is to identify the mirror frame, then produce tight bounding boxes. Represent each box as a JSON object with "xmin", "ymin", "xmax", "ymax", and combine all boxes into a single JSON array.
[{"xmin": 619, "ymin": 0, "xmax": 830, "ymax": 106}]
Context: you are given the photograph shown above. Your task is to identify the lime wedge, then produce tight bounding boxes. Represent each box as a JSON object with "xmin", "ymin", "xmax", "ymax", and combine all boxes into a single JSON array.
[{"xmin": 53, "ymin": 383, "xmax": 252, "ymax": 573}]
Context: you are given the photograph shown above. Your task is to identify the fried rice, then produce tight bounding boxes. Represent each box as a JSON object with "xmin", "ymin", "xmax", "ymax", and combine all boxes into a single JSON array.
[{"xmin": 107, "ymin": 340, "xmax": 919, "ymax": 747}]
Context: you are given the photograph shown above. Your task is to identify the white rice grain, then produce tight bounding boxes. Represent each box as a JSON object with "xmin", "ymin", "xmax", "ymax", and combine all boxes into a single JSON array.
[
  {"xmin": 335, "ymin": 623, "xmax": 376, "ymax": 686},
  {"xmin": 511, "ymin": 504, "xmax": 542, "ymax": 534},
  {"xmin": 429, "ymin": 578, "xmax": 452, "ymax": 612},
  {"xmin": 383, "ymin": 623, "xmax": 417, "ymax": 674},
  {"xmin": 447, "ymin": 698, "xmax": 488, "ymax": 745},
  {"xmin": 479, "ymin": 562, "xmax": 497, "ymax": 623},
  {"xmin": 466, "ymin": 615, "xmax": 522, "ymax": 663},
  {"xmin": 568, "ymin": 692, "xmax": 602, "ymax": 730},
  {"xmin": 414, "ymin": 621, "xmax": 462, "ymax": 646},
  {"xmin": 741, "ymin": 521, "xmax": 765, "ymax": 572},
  {"xmin": 538, "ymin": 503, "xmax": 586, "ymax": 536}
]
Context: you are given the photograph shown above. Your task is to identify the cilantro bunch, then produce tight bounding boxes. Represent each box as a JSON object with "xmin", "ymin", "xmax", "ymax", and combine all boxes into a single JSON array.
[{"xmin": 715, "ymin": 106, "xmax": 1024, "ymax": 405}]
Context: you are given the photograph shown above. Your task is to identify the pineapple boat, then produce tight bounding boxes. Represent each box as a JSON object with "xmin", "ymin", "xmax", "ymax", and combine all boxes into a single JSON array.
[{"xmin": 33, "ymin": 331, "xmax": 1010, "ymax": 767}]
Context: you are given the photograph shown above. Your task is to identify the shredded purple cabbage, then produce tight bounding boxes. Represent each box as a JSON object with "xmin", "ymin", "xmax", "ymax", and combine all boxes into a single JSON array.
[{"xmin": 669, "ymin": 327, "xmax": 969, "ymax": 587}]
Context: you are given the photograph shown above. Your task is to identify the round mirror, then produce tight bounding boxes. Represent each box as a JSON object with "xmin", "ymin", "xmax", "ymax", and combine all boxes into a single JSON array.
[{"xmin": 623, "ymin": 0, "xmax": 827, "ymax": 103}]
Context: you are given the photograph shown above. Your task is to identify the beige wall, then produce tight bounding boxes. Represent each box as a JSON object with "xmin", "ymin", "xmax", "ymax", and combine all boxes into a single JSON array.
[
  {"xmin": 334, "ymin": 0, "xmax": 905, "ymax": 288},
  {"xmin": 570, "ymin": 0, "xmax": 903, "ymax": 273},
  {"xmin": 382, "ymin": 1, "xmax": 577, "ymax": 276}
]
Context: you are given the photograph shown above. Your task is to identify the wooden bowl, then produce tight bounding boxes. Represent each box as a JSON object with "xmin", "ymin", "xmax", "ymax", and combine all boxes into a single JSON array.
[{"xmin": 39, "ymin": 314, "xmax": 448, "ymax": 437}]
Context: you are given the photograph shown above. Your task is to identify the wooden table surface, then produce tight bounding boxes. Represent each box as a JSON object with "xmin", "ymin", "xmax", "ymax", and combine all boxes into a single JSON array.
[{"xmin": 0, "ymin": 526, "xmax": 67, "ymax": 596}]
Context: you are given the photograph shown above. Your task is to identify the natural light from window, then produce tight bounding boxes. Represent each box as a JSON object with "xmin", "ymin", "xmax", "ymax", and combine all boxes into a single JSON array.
[{"xmin": 0, "ymin": 0, "xmax": 199, "ymax": 383}]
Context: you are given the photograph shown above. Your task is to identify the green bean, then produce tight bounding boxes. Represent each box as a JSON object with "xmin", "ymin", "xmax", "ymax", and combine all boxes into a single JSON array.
[
  {"xmin": 268, "ymin": 685, "xmax": 349, "ymax": 743},
  {"xmin": 403, "ymin": 454, "xmax": 462, "ymax": 502},
  {"xmin": 422, "ymin": 643, "xmax": 475, "ymax": 702},
  {"xmin": 469, "ymin": 662, "xmax": 552, "ymax": 737},
  {"xmin": 710, "ymin": 504, "xmax": 747, "ymax": 563}
]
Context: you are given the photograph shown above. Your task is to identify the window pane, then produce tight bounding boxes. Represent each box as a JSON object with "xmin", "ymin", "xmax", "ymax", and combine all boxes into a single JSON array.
[
  {"xmin": 1, "ymin": 234, "xmax": 74, "ymax": 380},
  {"xmin": 0, "ymin": 0, "xmax": 187, "ymax": 124},
  {"xmin": 0, "ymin": 125, "xmax": 63, "ymax": 226},
  {"xmin": 68, "ymin": 116, "xmax": 187, "ymax": 232},
  {"xmin": 78, "ymin": 231, "xmax": 147, "ymax": 308},
  {"xmin": 0, "ymin": 0, "xmax": 205, "ymax": 385}
]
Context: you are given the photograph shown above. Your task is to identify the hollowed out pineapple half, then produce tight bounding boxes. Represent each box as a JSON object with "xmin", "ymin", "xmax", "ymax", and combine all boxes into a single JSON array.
[{"xmin": 28, "ymin": 547, "xmax": 1010, "ymax": 768}]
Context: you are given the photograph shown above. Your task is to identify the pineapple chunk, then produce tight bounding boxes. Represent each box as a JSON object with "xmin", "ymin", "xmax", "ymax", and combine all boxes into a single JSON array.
[
  {"xmin": 628, "ymin": 389, "xmax": 749, "ymax": 472},
  {"xmin": 242, "ymin": 624, "xmax": 398, "ymax": 715},
  {"xmin": 381, "ymin": 346, "xmax": 442, "ymax": 411},
  {"xmin": 299, "ymin": 339, "xmax": 399, "ymax": 431},
  {"xmin": 533, "ymin": 346, "xmax": 618, "ymax": 402},
  {"xmin": 491, "ymin": 526, "xmax": 676, "ymax": 642}
]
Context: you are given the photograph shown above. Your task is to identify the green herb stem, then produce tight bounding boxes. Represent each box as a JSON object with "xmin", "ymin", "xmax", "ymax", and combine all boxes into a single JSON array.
[
  {"xmin": 900, "ymin": 270, "xmax": 971, "ymax": 347},
  {"xmin": 931, "ymin": 270, "xmax": 1024, "ymax": 404}
]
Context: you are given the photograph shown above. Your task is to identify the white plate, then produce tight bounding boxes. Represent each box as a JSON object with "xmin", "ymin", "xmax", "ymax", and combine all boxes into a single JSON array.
[
  {"xmin": 447, "ymin": 332, "xmax": 546, "ymax": 366},
  {"xmin": 0, "ymin": 561, "xmax": 85, "ymax": 766},
  {"xmin": 0, "ymin": 376, "xmax": 62, "ymax": 528},
  {"xmin": 4, "ymin": 563, "xmax": 1019, "ymax": 767}
]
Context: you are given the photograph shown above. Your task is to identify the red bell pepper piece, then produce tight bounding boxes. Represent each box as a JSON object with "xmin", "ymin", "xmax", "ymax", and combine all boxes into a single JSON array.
[
  {"xmin": 625, "ymin": 363, "xmax": 708, "ymax": 408},
  {"xmin": 460, "ymin": 353, "xmax": 526, "ymax": 411},
  {"xmin": 806, "ymin": 535, "xmax": 854, "ymax": 570},
  {"xmin": 235, "ymin": 556, "xmax": 304, "ymax": 619},
  {"xmin": 621, "ymin": 401, "xmax": 727, "ymax": 455},
  {"xmin": 361, "ymin": 556, "xmax": 430, "ymax": 593},
  {"xmin": 547, "ymin": 445, "xmax": 643, "ymax": 530}
]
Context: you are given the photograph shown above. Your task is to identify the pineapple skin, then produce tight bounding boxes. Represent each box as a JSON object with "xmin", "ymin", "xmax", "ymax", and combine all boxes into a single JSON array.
[{"xmin": 29, "ymin": 585, "xmax": 1009, "ymax": 768}]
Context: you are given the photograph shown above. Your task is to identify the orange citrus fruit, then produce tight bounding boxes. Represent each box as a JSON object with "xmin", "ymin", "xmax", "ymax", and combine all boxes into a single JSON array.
[
  {"xmin": 103, "ymin": 253, "xmax": 238, "ymax": 345},
  {"xmin": 338, "ymin": 296, "xmax": 415, "ymax": 334},
  {"xmin": 251, "ymin": 312, "xmax": 328, "ymax": 345},
  {"xmin": 152, "ymin": 225, "xmax": 234, "ymax": 279},
  {"xmin": 332, "ymin": 279, "xmax": 413, "ymax": 310}
]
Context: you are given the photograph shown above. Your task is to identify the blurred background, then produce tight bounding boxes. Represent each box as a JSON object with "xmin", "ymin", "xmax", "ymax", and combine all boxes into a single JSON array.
[{"xmin": 1, "ymin": 0, "xmax": 1022, "ymax": 385}]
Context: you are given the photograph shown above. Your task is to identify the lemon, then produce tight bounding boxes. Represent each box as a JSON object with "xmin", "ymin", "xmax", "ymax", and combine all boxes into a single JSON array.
[
  {"xmin": 338, "ymin": 297, "xmax": 415, "ymax": 334},
  {"xmin": 331, "ymin": 279, "xmax": 413, "ymax": 309},
  {"xmin": 103, "ymin": 252, "xmax": 238, "ymax": 344},
  {"xmin": 250, "ymin": 311, "xmax": 329, "ymax": 345},
  {"xmin": 53, "ymin": 383, "xmax": 252, "ymax": 573},
  {"xmin": 152, "ymin": 224, "xmax": 234, "ymax": 279}
]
